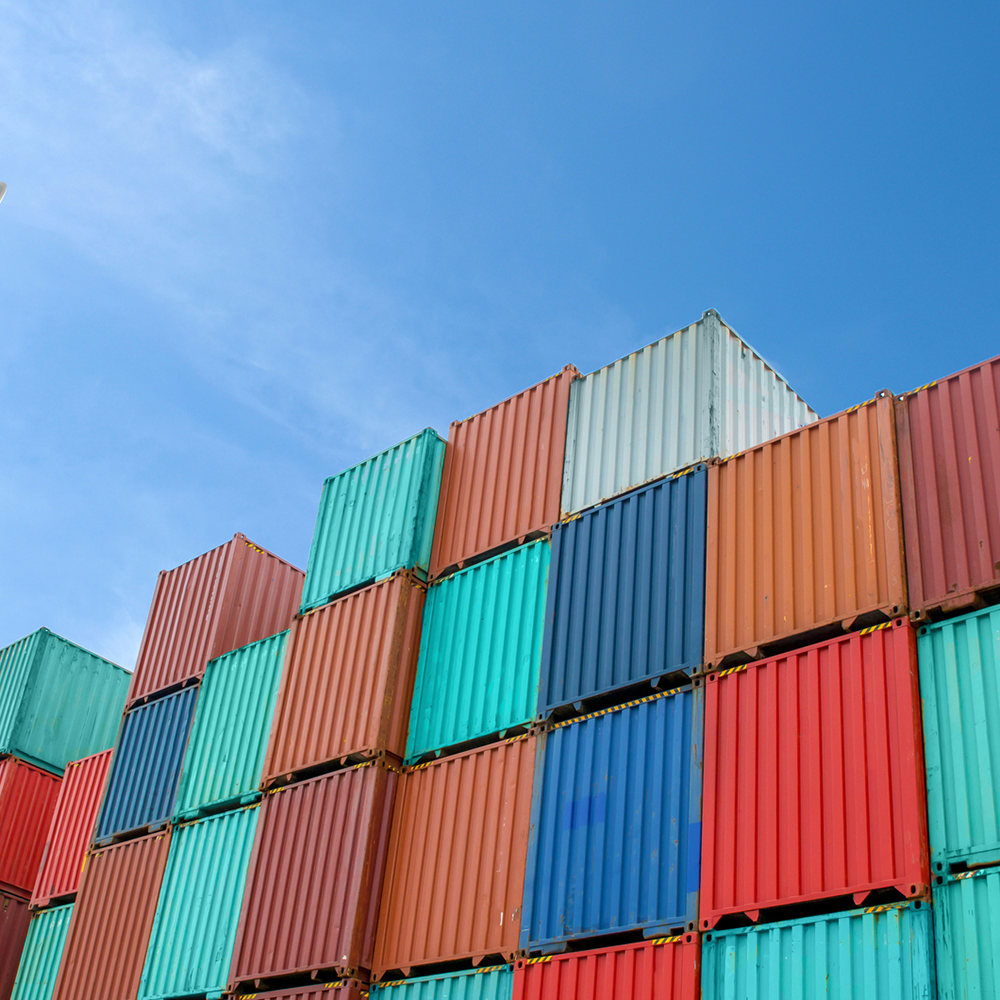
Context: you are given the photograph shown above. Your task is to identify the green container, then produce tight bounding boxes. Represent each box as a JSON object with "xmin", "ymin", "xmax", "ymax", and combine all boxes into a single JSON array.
[
  {"xmin": 173, "ymin": 631, "xmax": 287, "ymax": 821},
  {"xmin": 0, "ymin": 629, "xmax": 130, "ymax": 774},
  {"xmin": 10, "ymin": 903, "xmax": 73, "ymax": 1000},
  {"xmin": 933, "ymin": 867, "xmax": 1000, "ymax": 999},
  {"xmin": 371, "ymin": 966, "xmax": 514, "ymax": 999},
  {"xmin": 301, "ymin": 428, "xmax": 446, "ymax": 612},
  {"xmin": 406, "ymin": 540, "xmax": 549, "ymax": 763}
]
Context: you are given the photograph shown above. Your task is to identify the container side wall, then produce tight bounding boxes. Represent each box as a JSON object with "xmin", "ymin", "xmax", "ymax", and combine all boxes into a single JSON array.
[
  {"xmin": 0, "ymin": 633, "xmax": 41, "ymax": 760},
  {"xmin": 933, "ymin": 868, "xmax": 1000, "ymax": 1000},
  {"xmin": 10, "ymin": 903, "xmax": 73, "ymax": 1000},
  {"xmin": 0, "ymin": 893, "xmax": 31, "ymax": 1000},
  {"xmin": 0, "ymin": 759, "xmax": 62, "ymax": 898},
  {"xmin": 372, "ymin": 966, "xmax": 514, "ymax": 999},
  {"xmin": 253, "ymin": 988, "xmax": 366, "ymax": 1000}
]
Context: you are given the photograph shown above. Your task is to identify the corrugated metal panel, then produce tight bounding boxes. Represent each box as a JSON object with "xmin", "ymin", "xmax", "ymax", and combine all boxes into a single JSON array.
[
  {"xmin": 521, "ymin": 688, "xmax": 701, "ymax": 953},
  {"xmin": 429, "ymin": 367, "xmax": 580, "ymax": 580},
  {"xmin": 897, "ymin": 356, "xmax": 1000, "ymax": 618},
  {"xmin": 301, "ymin": 429, "xmax": 446, "ymax": 612},
  {"xmin": 373, "ymin": 966, "xmax": 513, "ymax": 999},
  {"xmin": 10, "ymin": 903, "xmax": 73, "ymax": 1000},
  {"xmin": 263, "ymin": 574, "xmax": 425, "ymax": 785},
  {"xmin": 174, "ymin": 632, "xmax": 286, "ymax": 819},
  {"xmin": 31, "ymin": 751, "xmax": 112, "ymax": 908},
  {"xmin": 700, "ymin": 621, "xmax": 929, "ymax": 929},
  {"xmin": 128, "ymin": 533, "xmax": 304, "ymax": 707},
  {"xmin": 138, "ymin": 806, "xmax": 258, "ymax": 1000},
  {"xmin": 230, "ymin": 761, "xmax": 398, "ymax": 986},
  {"xmin": 0, "ymin": 629, "xmax": 129, "ymax": 776},
  {"xmin": 540, "ymin": 470, "xmax": 706, "ymax": 718},
  {"xmin": 561, "ymin": 310, "xmax": 818, "ymax": 516},
  {"xmin": 0, "ymin": 758, "xmax": 62, "ymax": 899},
  {"xmin": 407, "ymin": 542, "xmax": 548, "ymax": 763},
  {"xmin": 0, "ymin": 893, "xmax": 31, "ymax": 1000},
  {"xmin": 51, "ymin": 830, "xmax": 171, "ymax": 1000},
  {"xmin": 95, "ymin": 688, "xmax": 198, "ymax": 843},
  {"xmin": 373, "ymin": 737, "xmax": 535, "ymax": 979},
  {"xmin": 252, "ymin": 986, "xmax": 367, "ymax": 1000},
  {"xmin": 933, "ymin": 867, "xmax": 1000, "ymax": 999},
  {"xmin": 704, "ymin": 393, "xmax": 907, "ymax": 666}
]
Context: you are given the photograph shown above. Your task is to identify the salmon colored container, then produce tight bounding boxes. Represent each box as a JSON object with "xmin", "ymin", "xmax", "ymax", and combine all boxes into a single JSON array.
[
  {"xmin": 0, "ymin": 757, "xmax": 61, "ymax": 899},
  {"xmin": 704, "ymin": 393, "xmax": 907, "ymax": 667},
  {"xmin": 31, "ymin": 750, "xmax": 112, "ymax": 908},
  {"xmin": 251, "ymin": 986, "xmax": 367, "ymax": 1000},
  {"xmin": 263, "ymin": 573, "xmax": 425, "ymax": 787},
  {"xmin": 373, "ymin": 736, "xmax": 535, "ymax": 980},
  {"xmin": 0, "ymin": 891, "xmax": 31, "ymax": 1000},
  {"xmin": 700, "ymin": 621, "xmax": 929, "ymax": 929},
  {"xmin": 128, "ymin": 533, "xmax": 304, "ymax": 707},
  {"xmin": 895, "ymin": 356, "xmax": 1000, "ymax": 618},
  {"xmin": 429, "ymin": 366, "xmax": 580, "ymax": 580},
  {"xmin": 51, "ymin": 830, "xmax": 171, "ymax": 1000},
  {"xmin": 229, "ymin": 761, "xmax": 398, "ymax": 988}
]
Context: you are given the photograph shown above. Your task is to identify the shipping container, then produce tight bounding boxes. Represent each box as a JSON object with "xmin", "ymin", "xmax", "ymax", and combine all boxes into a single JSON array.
[
  {"xmin": 700, "ymin": 621, "xmax": 929, "ymax": 929},
  {"xmin": 128, "ymin": 533, "xmax": 304, "ymax": 707},
  {"xmin": 0, "ymin": 893, "xmax": 31, "ymax": 1000},
  {"xmin": 521, "ymin": 687, "xmax": 701, "ymax": 954},
  {"xmin": 513, "ymin": 936, "xmax": 699, "ymax": 1000},
  {"xmin": 918, "ymin": 605, "xmax": 1000, "ymax": 872},
  {"xmin": 372, "ymin": 966, "xmax": 513, "ymax": 999},
  {"xmin": 407, "ymin": 542, "xmax": 548, "ymax": 763},
  {"xmin": 704, "ymin": 393, "xmax": 907, "ymax": 667},
  {"xmin": 174, "ymin": 632, "xmax": 286, "ymax": 820},
  {"xmin": 94, "ymin": 687, "xmax": 197, "ymax": 844},
  {"xmin": 10, "ymin": 903, "xmax": 73, "ymax": 1000},
  {"xmin": 896, "ymin": 355, "xmax": 1000, "ymax": 618},
  {"xmin": 230, "ymin": 761, "xmax": 398, "ymax": 987},
  {"xmin": 263, "ymin": 574, "xmax": 425, "ymax": 786},
  {"xmin": 373, "ymin": 737, "xmax": 535, "ymax": 980},
  {"xmin": 0, "ymin": 629, "xmax": 129, "ymax": 775},
  {"xmin": 701, "ymin": 900, "xmax": 933, "ymax": 999},
  {"xmin": 933, "ymin": 867, "xmax": 1000, "ymax": 999},
  {"xmin": 51, "ymin": 830, "xmax": 171, "ymax": 1000},
  {"xmin": 251, "ymin": 985, "xmax": 367, "ymax": 1000},
  {"xmin": 539, "ymin": 469, "xmax": 706, "ymax": 719},
  {"xmin": 31, "ymin": 751, "xmax": 112, "ymax": 908},
  {"xmin": 301, "ymin": 429, "xmax": 446, "ymax": 611},
  {"xmin": 0, "ymin": 758, "xmax": 62, "ymax": 899},
  {"xmin": 429, "ymin": 366, "xmax": 580, "ymax": 580},
  {"xmin": 138, "ymin": 806, "xmax": 258, "ymax": 1000}
]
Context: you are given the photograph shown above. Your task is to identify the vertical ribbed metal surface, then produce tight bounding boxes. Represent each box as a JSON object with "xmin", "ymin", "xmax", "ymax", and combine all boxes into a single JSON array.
[
  {"xmin": 372, "ymin": 966, "xmax": 514, "ymax": 999},
  {"xmin": 301, "ymin": 429, "xmax": 446, "ymax": 611},
  {"xmin": 1, "ymin": 892, "xmax": 31, "ymax": 1000},
  {"xmin": 540, "ymin": 470, "xmax": 706, "ymax": 717},
  {"xmin": 700, "ymin": 901, "xmax": 934, "ymax": 999},
  {"xmin": 407, "ymin": 542, "xmax": 549, "ymax": 762},
  {"xmin": 253, "ymin": 986, "xmax": 367, "ymax": 1000},
  {"xmin": 0, "ymin": 758, "xmax": 62, "ymax": 899},
  {"xmin": 933, "ymin": 867, "xmax": 1000, "ymax": 999},
  {"xmin": 10, "ymin": 903, "xmax": 73, "ymax": 1000},
  {"xmin": 521, "ymin": 688, "xmax": 701, "ymax": 953},
  {"xmin": 138, "ymin": 807, "xmax": 258, "ymax": 1000}
]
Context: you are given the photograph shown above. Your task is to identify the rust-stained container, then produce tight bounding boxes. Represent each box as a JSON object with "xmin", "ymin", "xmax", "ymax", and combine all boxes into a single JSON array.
[
  {"xmin": 251, "ymin": 985, "xmax": 367, "ymax": 1000},
  {"xmin": 31, "ymin": 750, "xmax": 112, "ymax": 908},
  {"xmin": 51, "ymin": 830, "xmax": 171, "ymax": 1000},
  {"xmin": 896, "ymin": 356, "xmax": 1000, "ymax": 618},
  {"xmin": 429, "ymin": 367, "xmax": 580, "ymax": 580},
  {"xmin": 263, "ymin": 573, "xmax": 425, "ymax": 786},
  {"xmin": 229, "ymin": 761, "xmax": 398, "ymax": 987},
  {"xmin": 0, "ymin": 892, "xmax": 31, "ymax": 1000},
  {"xmin": 704, "ymin": 393, "xmax": 907, "ymax": 666},
  {"xmin": 0, "ymin": 758, "xmax": 61, "ymax": 900},
  {"xmin": 700, "ymin": 620, "xmax": 929, "ymax": 929},
  {"xmin": 128, "ymin": 533, "xmax": 304, "ymax": 707},
  {"xmin": 373, "ymin": 736, "xmax": 535, "ymax": 980}
]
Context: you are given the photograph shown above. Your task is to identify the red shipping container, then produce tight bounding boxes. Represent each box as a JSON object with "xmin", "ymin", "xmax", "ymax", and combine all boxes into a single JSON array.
[
  {"xmin": 128, "ymin": 533, "xmax": 304, "ymax": 707},
  {"xmin": 31, "ymin": 750, "xmax": 113, "ymax": 908},
  {"xmin": 0, "ymin": 891, "xmax": 30, "ymax": 1000},
  {"xmin": 0, "ymin": 757, "xmax": 61, "ymax": 899},
  {"xmin": 700, "ymin": 620, "xmax": 929, "ymax": 929}
]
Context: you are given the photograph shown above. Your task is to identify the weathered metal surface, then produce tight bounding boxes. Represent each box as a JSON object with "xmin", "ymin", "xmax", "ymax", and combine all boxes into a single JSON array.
[
  {"xmin": 263, "ymin": 574, "xmax": 425, "ymax": 785},
  {"xmin": 128, "ymin": 533, "xmax": 304, "ymax": 707},
  {"xmin": 0, "ymin": 892, "xmax": 31, "ymax": 1000},
  {"xmin": 10, "ymin": 903, "xmax": 73, "ymax": 1000},
  {"xmin": 301, "ymin": 429, "xmax": 446, "ymax": 611},
  {"xmin": 429, "ymin": 366, "xmax": 580, "ymax": 580},
  {"xmin": 372, "ymin": 966, "xmax": 514, "ymax": 999},
  {"xmin": 540, "ymin": 469, "xmax": 706, "ymax": 718},
  {"xmin": 251, "ymin": 986, "xmax": 367, "ymax": 1000},
  {"xmin": 896, "ymin": 355, "xmax": 1000, "ymax": 617},
  {"xmin": 933, "ymin": 867, "xmax": 1000, "ymax": 999},
  {"xmin": 704, "ymin": 393, "xmax": 907, "ymax": 666},
  {"xmin": 373, "ymin": 737, "xmax": 536, "ymax": 979},
  {"xmin": 701, "ymin": 621, "xmax": 929, "ymax": 929},
  {"xmin": 407, "ymin": 542, "xmax": 548, "ymax": 763},
  {"xmin": 561, "ymin": 310, "xmax": 818, "ymax": 516},
  {"xmin": 0, "ymin": 758, "xmax": 62, "ymax": 899},
  {"xmin": 521, "ymin": 687, "xmax": 701, "ymax": 953},
  {"xmin": 0, "ymin": 629, "xmax": 128, "ymax": 775}
]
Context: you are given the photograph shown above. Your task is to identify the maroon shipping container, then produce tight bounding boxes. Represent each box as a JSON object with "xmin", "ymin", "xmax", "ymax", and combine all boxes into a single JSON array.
[
  {"xmin": 128, "ymin": 533, "xmax": 304, "ymax": 707},
  {"xmin": 0, "ymin": 891, "xmax": 30, "ymax": 1000},
  {"xmin": 0, "ymin": 756, "xmax": 62, "ymax": 899},
  {"xmin": 230, "ymin": 761, "xmax": 398, "ymax": 987},
  {"xmin": 700, "ymin": 620, "xmax": 930, "ymax": 929},
  {"xmin": 250, "ymin": 986, "xmax": 367, "ymax": 1000}
]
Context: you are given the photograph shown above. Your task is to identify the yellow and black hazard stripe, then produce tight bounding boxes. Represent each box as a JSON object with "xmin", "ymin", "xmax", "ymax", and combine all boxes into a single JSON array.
[{"xmin": 551, "ymin": 685, "xmax": 688, "ymax": 731}]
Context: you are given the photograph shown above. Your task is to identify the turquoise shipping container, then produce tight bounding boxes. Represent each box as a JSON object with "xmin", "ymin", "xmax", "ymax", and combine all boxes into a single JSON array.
[
  {"xmin": 301, "ymin": 429, "xmax": 446, "ymax": 612},
  {"xmin": 173, "ymin": 631, "xmax": 287, "ymax": 821},
  {"xmin": 372, "ymin": 966, "xmax": 514, "ymax": 999},
  {"xmin": 406, "ymin": 541, "xmax": 549, "ymax": 763},
  {"xmin": 701, "ymin": 901, "xmax": 934, "ymax": 999},
  {"xmin": 137, "ymin": 806, "xmax": 259, "ymax": 1000},
  {"xmin": 10, "ymin": 904, "xmax": 73, "ymax": 1000},
  {"xmin": 933, "ymin": 867, "xmax": 1000, "ymax": 999},
  {"xmin": 0, "ymin": 629, "xmax": 130, "ymax": 775}
]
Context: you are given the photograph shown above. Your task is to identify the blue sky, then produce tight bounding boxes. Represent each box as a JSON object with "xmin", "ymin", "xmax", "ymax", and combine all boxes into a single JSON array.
[{"xmin": 1, "ymin": 1, "xmax": 997, "ymax": 669}]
